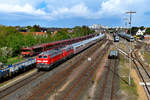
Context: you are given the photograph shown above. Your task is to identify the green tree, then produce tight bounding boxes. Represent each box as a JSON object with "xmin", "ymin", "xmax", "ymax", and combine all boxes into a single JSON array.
[
  {"xmin": 72, "ymin": 26, "xmax": 94, "ymax": 37},
  {"xmin": 23, "ymin": 34, "xmax": 38, "ymax": 47},
  {"xmin": 81, "ymin": 25, "xmax": 93, "ymax": 35},
  {"xmin": 0, "ymin": 47, "xmax": 12, "ymax": 63},
  {"xmin": 0, "ymin": 26, "xmax": 19, "ymax": 47},
  {"xmin": 27, "ymin": 26, "xmax": 32, "ymax": 29},
  {"xmin": 145, "ymin": 27, "xmax": 150, "ymax": 35},
  {"xmin": 140, "ymin": 26, "xmax": 145, "ymax": 30},
  {"xmin": 30, "ymin": 25, "xmax": 41, "ymax": 32},
  {"xmin": 72, "ymin": 26, "xmax": 82, "ymax": 37},
  {"xmin": 0, "ymin": 49, "xmax": 7, "ymax": 63},
  {"xmin": 6, "ymin": 32, "xmax": 24, "ymax": 56},
  {"xmin": 128, "ymin": 27, "xmax": 139, "ymax": 35},
  {"xmin": 53, "ymin": 28, "xmax": 70, "ymax": 41}
]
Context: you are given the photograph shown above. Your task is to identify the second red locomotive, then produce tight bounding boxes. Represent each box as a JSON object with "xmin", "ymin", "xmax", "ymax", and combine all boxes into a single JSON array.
[{"xmin": 36, "ymin": 45, "xmax": 74, "ymax": 70}]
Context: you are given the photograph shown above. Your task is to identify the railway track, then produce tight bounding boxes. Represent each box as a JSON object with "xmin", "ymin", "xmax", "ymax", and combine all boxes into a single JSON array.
[
  {"xmin": 0, "ymin": 39, "xmax": 107, "ymax": 100},
  {"xmin": 0, "ymin": 71, "xmax": 45, "ymax": 99},
  {"xmin": 99, "ymin": 59, "xmax": 119, "ymax": 100},
  {"xmin": 115, "ymin": 42, "xmax": 150, "ymax": 99},
  {"xmin": 131, "ymin": 50, "xmax": 150, "ymax": 99},
  {"xmin": 60, "ymin": 41, "xmax": 111, "ymax": 100},
  {"xmin": 110, "ymin": 59, "xmax": 119, "ymax": 100},
  {"xmin": 27, "ymin": 39, "xmax": 111, "ymax": 100}
]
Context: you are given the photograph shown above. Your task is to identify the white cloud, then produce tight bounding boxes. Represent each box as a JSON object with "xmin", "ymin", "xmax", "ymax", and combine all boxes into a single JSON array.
[
  {"xmin": 0, "ymin": 3, "xmax": 46, "ymax": 15},
  {"xmin": 0, "ymin": 0, "xmax": 150, "ymax": 26},
  {"xmin": 49, "ymin": 3, "xmax": 90, "ymax": 18},
  {"xmin": 97, "ymin": 0, "xmax": 150, "ymax": 25},
  {"xmin": 43, "ymin": 0, "xmax": 150, "ymax": 20},
  {"xmin": 99, "ymin": 0, "xmax": 150, "ymax": 15}
]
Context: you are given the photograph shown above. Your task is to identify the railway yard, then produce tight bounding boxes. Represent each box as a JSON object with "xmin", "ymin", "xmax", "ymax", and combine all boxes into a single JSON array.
[{"xmin": 1, "ymin": 33, "xmax": 150, "ymax": 100}]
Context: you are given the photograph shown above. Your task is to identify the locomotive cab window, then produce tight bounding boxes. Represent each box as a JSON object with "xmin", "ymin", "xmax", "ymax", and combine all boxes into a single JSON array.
[
  {"xmin": 43, "ymin": 56, "xmax": 48, "ymax": 58},
  {"xmin": 38, "ymin": 55, "xmax": 43, "ymax": 58}
]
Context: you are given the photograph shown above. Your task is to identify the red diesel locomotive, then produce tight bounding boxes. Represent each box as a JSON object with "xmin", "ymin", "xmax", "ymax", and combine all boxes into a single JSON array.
[{"xmin": 36, "ymin": 45, "xmax": 74, "ymax": 70}]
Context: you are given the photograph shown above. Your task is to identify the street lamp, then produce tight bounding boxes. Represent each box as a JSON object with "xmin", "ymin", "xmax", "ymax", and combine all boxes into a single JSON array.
[{"xmin": 126, "ymin": 11, "xmax": 136, "ymax": 86}]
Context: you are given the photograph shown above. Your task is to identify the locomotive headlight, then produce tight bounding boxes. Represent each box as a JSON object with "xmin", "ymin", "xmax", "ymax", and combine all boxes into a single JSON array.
[
  {"xmin": 43, "ymin": 60, "xmax": 48, "ymax": 62},
  {"xmin": 37, "ymin": 60, "xmax": 42, "ymax": 62}
]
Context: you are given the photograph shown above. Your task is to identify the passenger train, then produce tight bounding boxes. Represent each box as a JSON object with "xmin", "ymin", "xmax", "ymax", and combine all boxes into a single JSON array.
[
  {"xmin": 36, "ymin": 33, "xmax": 105, "ymax": 71},
  {"xmin": 118, "ymin": 33, "xmax": 134, "ymax": 42},
  {"xmin": 114, "ymin": 35, "xmax": 120, "ymax": 42}
]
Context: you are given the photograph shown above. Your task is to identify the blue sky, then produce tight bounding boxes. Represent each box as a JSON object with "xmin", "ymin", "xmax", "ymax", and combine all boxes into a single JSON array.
[{"xmin": 0, "ymin": 0, "xmax": 150, "ymax": 27}]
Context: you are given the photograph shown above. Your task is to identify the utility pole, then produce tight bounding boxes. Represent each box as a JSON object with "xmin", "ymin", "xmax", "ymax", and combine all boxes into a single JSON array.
[{"xmin": 126, "ymin": 11, "xmax": 136, "ymax": 86}]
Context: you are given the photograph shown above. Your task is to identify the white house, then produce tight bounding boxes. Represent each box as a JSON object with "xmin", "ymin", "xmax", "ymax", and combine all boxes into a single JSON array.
[{"xmin": 136, "ymin": 29, "xmax": 145, "ymax": 36}]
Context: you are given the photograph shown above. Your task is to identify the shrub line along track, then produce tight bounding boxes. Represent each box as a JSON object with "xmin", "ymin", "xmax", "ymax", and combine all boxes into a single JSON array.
[
  {"xmin": 0, "ymin": 38, "xmax": 107, "ymax": 100},
  {"xmin": 27, "ymin": 38, "xmax": 110, "ymax": 100},
  {"xmin": 131, "ymin": 50, "xmax": 150, "ymax": 99}
]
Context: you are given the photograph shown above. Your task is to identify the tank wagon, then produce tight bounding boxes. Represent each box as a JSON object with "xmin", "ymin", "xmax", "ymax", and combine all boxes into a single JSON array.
[
  {"xmin": 0, "ymin": 57, "xmax": 36, "ymax": 80},
  {"xmin": 36, "ymin": 33, "xmax": 105, "ymax": 71},
  {"xmin": 118, "ymin": 33, "xmax": 134, "ymax": 42}
]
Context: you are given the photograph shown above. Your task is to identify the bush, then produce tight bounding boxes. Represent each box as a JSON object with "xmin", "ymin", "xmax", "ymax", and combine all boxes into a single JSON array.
[{"xmin": 0, "ymin": 47, "xmax": 12, "ymax": 63}]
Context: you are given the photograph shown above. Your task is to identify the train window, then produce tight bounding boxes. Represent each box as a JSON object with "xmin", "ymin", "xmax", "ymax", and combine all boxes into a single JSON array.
[
  {"xmin": 131, "ymin": 37, "xmax": 134, "ymax": 39},
  {"xmin": 51, "ymin": 53, "xmax": 57, "ymax": 57},
  {"xmin": 22, "ymin": 49, "xmax": 32, "ymax": 52},
  {"xmin": 43, "ymin": 56, "xmax": 48, "ymax": 58},
  {"xmin": 38, "ymin": 55, "xmax": 43, "ymax": 58},
  {"xmin": 54, "ymin": 48, "xmax": 59, "ymax": 50},
  {"xmin": 34, "ymin": 47, "xmax": 43, "ymax": 53}
]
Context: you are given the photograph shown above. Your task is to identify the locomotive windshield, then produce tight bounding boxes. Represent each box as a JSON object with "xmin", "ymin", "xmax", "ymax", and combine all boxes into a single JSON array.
[
  {"xmin": 43, "ymin": 56, "xmax": 48, "ymax": 58},
  {"xmin": 131, "ymin": 37, "xmax": 134, "ymax": 39},
  {"xmin": 38, "ymin": 55, "xmax": 43, "ymax": 58},
  {"xmin": 38, "ymin": 55, "xmax": 48, "ymax": 58}
]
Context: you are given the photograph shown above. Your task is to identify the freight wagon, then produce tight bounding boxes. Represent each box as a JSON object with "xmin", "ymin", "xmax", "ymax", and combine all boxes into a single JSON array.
[
  {"xmin": 108, "ymin": 50, "xmax": 119, "ymax": 59},
  {"xmin": 114, "ymin": 36, "xmax": 120, "ymax": 42},
  {"xmin": 21, "ymin": 34, "xmax": 96, "ymax": 57}
]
